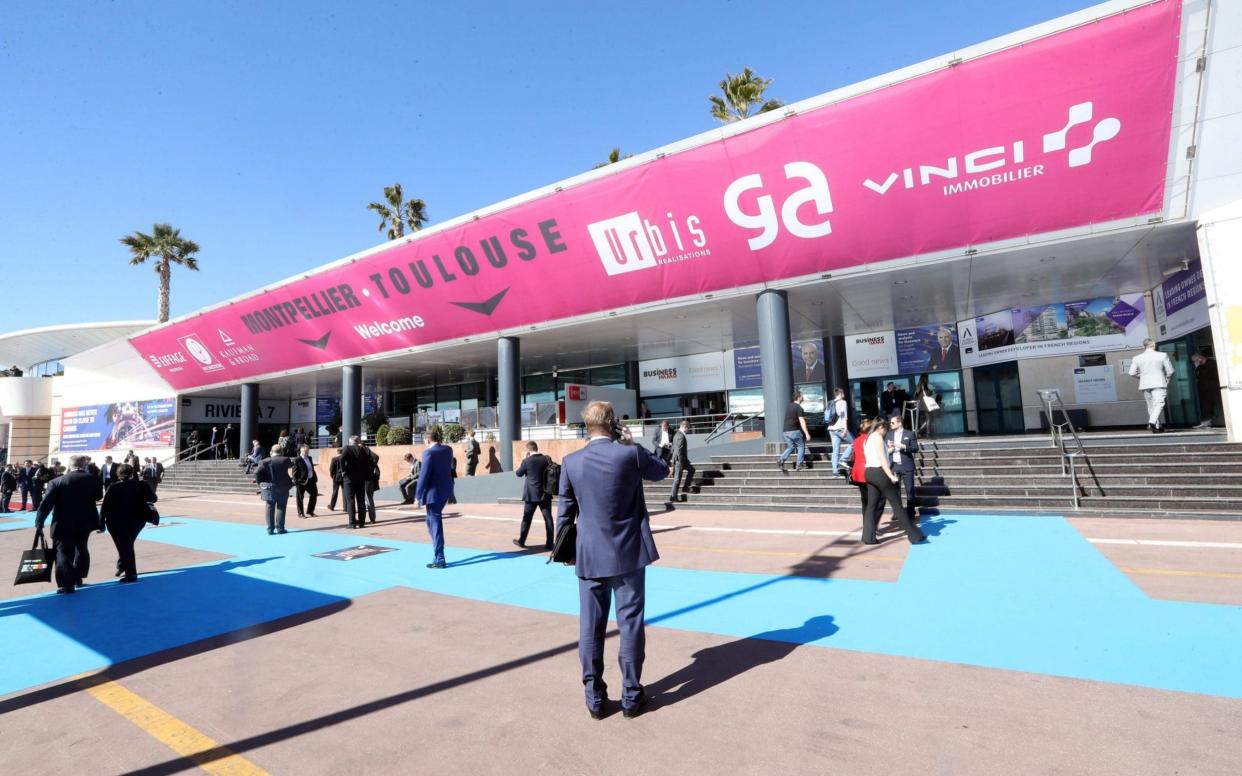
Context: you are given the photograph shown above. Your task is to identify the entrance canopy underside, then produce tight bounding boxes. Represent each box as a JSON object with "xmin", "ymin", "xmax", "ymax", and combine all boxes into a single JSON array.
[{"xmin": 195, "ymin": 222, "xmax": 1199, "ymax": 401}]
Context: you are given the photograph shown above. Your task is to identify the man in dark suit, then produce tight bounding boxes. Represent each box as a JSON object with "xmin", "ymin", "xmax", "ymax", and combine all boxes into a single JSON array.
[
  {"xmin": 208, "ymin": 426, "xmax": 221, "ymax": 459},
  {"xmin": 34, "ymin": 455, "xmax": 102, "ymax": 594},
  {"xmin": 885, "ymin": 414, "xmax": 920, "ymax": 517},
  {"xmin": 1, "ymin": 464, "xmax": 17, "ymax": 512},
  {"xmin": 926, "ymin": 327, "xmax": 960, "ymax": 371},
  {"xmin": 556, "ymin": 401, "xmax": 669, "ymax": 719},
  {"xmin": 340, "ymin": 436, "xmax": 373, "ymax": 529},
  {"xmin": 513, "ymin": 441, "xmax": 553, "ymax": 549},
  {"xmin": 327, "ymin": 448, "xmax": 343, "ymax": 510},
  {"xmin": 667, "ymin": 420, "xmax": 695, "ymax": 503},
  {"xmin": 796, "ymin": 341, "xmax": 826, "ymax": 384},
  {"xmin": 293, "ymin": 444, "xmax": 318, "ymax": 518},
  {"xmin": 465, "ymin": 432, "xmax": 480, "ymax": 476},
  {"xmin": 255, "ymin": 444, "xmax": 294, "ymax": 535},
  {"xmin": 880, "ymin": 382, "xmax": 910, "ymax": 417},
  {"xmin": 222, "ymin": 424, "xmax": 235, "ymax": 458},
  {"xmin": 414, "ymin": 427, "xmax": 455, "ymax": 568},
  {"xmin": 100, "ymin": 456, "xmax": 119, "ymax": 492},
  {"xmin": 141, "ymin": 458, "xmax": 162, "ymax": 493},
  {"xmin": 18, "ymin": 460, "xmax": 41, "ymax": 511}
]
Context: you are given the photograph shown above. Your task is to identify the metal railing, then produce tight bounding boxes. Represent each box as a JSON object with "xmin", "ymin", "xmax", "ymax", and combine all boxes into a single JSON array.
[
  {"xmin": 704, "ymin": 412, "xmax": 764, "ymax": 445},
  {"xmin": 1037, "ymin": 389, "xmax": 1104, "ymax": 509}
]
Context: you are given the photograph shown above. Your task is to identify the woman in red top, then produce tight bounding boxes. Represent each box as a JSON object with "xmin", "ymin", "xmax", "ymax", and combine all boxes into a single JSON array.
[{"xmin": 850, "ymin": 418, "xmax": 875, "ymax": 517}]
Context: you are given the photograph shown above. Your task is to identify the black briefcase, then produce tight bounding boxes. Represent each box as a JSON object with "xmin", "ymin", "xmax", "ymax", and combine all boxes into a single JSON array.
[
  {"xmin": 548, "ymin": 514, "xmax": 577, "ymax": 566},
  {"xmin": 15, "ymin": 532, "xmax": 54, "ymax": 585}
]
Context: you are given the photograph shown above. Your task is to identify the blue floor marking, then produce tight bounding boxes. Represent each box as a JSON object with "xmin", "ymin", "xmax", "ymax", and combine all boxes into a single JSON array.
[{"xmin": 1, "ymin": 512, "xmax": 1239, "ymax": 700}]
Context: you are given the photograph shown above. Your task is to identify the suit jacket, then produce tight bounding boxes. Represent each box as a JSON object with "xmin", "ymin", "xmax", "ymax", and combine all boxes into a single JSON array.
[
  {"xmin": 100, "ymin": 478, "xmax": 156, "ymax": 531},
  {"xmin": 141, "ymin": 464, "xmax": 160, "ymax": 483},
  {"xmin": 100, "ymin": 462, "xmax": 119, "ymax": 485},
  {"xmin": 293, "ymin": 455, "xmax": 318, "ymax": 485},
  {"xmin": 340, "ymin": 445, "xmax": 373, "ymax": 484},
  {"xmin": 885, "ymin": 429, "xmax": 919, "ymax": 472},
  {"xmin": 1129, "ymin": 349, "xmax": 1174, "ymax": 390},
  {"xmin": 34, "ymin": 470, "xmax": 102, "ymax": 538},
  {"xmin": 797, "ymin": 360, "xmax": 826, "ymax": 384},
  {"xmin": 515, "ymin": 453, "xmax": 551, "ymax": 503},
  {"xmin": 880, "ymin": 389, "xmax": 910, "ymax": 417},
  {"xmin": 670, "ymin": 430, "xmax": 690, "ymax": 464},
  {"xmin": 927, "ymin": 344, "xmax": 960, "ymax": 371},
  {"xmin": 466, "ymin": 439, "xmax": 480, "ymax": 464},
  {"xmin": 18, "ymin": 466, "xmax": 37, "ymax": 488},
  {"xmin": 1, "ymin": 470, "xmax": 15, "ymax": 491},
  {"xmin": 255, "ymin": 456, "xmax": 294, "ymax": 498},
  {"xmin": 556, "ymin": 437, "xmax": 669, "ymax": 580},
  {"xmin": 329, "ymin": 454, "xmax": 342, "ymax": 483},
  {"xmin": 415, "ymin": 443, "xmax": 455, "ymax": 505}
]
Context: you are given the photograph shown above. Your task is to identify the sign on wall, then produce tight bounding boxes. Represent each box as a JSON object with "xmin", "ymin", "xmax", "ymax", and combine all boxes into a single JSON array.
[
  {"xmin": 1153, "ymin": 260, "xmax": 1209, "ymax": 341},
  {"xmin": 958, "ymin": 294, "xmax": 1148, "ymax": 367},
  {"xmin": 290, "ymin": 396, "xmax": 316, "ymax": 426},
  {"xmin": 59, "ymin": 399, "xmax": 176, "ymax": 452},
  {"xmin": 639, "ymin": 352, "xmax": 726, "ymax": 395},
  {"xmin": 731, "ymin": 347, "xmax": 763, "ymax": 389},
  {"xmin": 845, "ymin": 331, "xmax": 899, "ymax": 378},
  {"xmin": 130, "ymin": 1, "xmax": 1181, "ymax": 391},
  {"xmin": 563, "ymin": 384, "xmax": 638, "ymax": 423},
  {"xmin": 1073, "ymin": 365, "xmax": 1119, "ymax": 404},
  {"xmin": 179, "ymin": 396, "xmax": 290, "ymax": 424}
]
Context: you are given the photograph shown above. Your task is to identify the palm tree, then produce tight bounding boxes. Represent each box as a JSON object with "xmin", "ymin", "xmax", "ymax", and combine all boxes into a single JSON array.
[
  {"xmin": 709, "ymin": 68, "xmax": 784, "ymax": 123},
  {"xmin": 367, "ymin": 183, "xmax": 429, "ymax": 240},
  {"xmin": 119, "ymin": 223, "xmax": 201, "ymax": 323},
  {"xmin": 593, "ymin": 147, "xmax": 633, "ymax": 170}
]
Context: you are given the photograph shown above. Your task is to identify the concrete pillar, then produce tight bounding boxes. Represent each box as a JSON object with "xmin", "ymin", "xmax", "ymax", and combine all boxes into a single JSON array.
[
  {"xmin": 825, "ymin": 335, "xmax": 850, "ymax": 395},
  {"xmin": 239, "ymin": 383, "xmax": 259, "ymax": 459},
  {"xmin": 1196, "ymin": 202, "xmax": 1242, "ymax": 441},
  {"xmin": 341, "ymin": 365, "xmax": 362, "ymax": 443},
  {"xmin": 498, "ymin": 337, "xmax": 521, "ymax": 471},
  {"xmin": 757, "ymin": 290, "xmax": 794, "ymax": 444}
]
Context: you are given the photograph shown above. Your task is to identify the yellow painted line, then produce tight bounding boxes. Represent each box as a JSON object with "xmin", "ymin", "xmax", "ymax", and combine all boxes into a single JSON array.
[
  {"xmin": 77, "ymin": 673, "xmax": 269, "ymax": 775},
  {"xmin": 659, "ymin": 542, "xmax": 904, "ymax": 561},
  {"xmin": 1119, "ymin": 566, "xmax": 1242, "ymax": 581}
]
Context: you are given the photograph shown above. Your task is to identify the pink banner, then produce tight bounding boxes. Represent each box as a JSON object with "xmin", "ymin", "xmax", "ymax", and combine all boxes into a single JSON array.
[{"xmin": 133, "ymin": 0, "xmax": 1181, "ymax": 391}]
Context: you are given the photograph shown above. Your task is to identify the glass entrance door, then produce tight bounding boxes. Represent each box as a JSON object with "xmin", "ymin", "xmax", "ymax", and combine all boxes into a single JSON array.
[
  {"xmin": 973, "ymin": 361, "xmax": 1024, "ymax": 434},
  {"xmin": 1157, "ymin": 338, "xmax": 1197, "ymax": 427}
]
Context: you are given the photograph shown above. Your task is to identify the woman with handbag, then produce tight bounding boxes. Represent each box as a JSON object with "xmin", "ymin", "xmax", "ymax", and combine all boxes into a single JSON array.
[
  {"xmin": 862, "ymin": 423, "xmax": 926, "ymax": 546},
  {"xmin": 914, "ymin": 373, "xmax": 941, "ymax": 439},
  {"xmin": 99, "ymin": 463, "xmax": 157, "ymax": 583}
]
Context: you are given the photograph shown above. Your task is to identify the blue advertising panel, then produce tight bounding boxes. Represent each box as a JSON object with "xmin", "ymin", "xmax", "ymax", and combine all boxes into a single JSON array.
[
  {"xmin": 896, "ymin": 324, "xmax": 959, "ymax": 374},
  {"xmin": 59, "ymin": 399, "xmax": 176, "ymax": 452},
  {"xmin": 732, "ymin": 346, "xmax": 763, "ymax": 389},
  {"xmin": 316, "ymin": 397, "xmax": 340, "ymax": 423}
]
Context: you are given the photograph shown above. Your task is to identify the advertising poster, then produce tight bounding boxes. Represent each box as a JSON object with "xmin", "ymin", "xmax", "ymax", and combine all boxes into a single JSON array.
[
  {"xmin": 639, "ymin": 352, "xmax": 726, "ymax": 395},
  {"xmin": 792, "ymin": 339, "xmax": 826, "ymax": 385},
  {"xmin": 128, "ymin": 2, "xmax": 1181, "ymax": 392},
  {"xmin": 896, "ymin": 324, "xmax": 959, "ymax": 374},
  {"xmin": 959, "ymin": 294, "xmax": 1148, "ymax": 367},
  {"xmin": 316, "ymin": 397, "xmax": 340, "ymax": 424},
  {"xmin": 731, "ymin": 346, "xmax": 763, "ymax": 389},
  {"xmin": 1153, "ymin": 260, "xmax": 1209, "ymax": 340},
  {"xmin": 1073, "ymin": 365, "xmax": 1118, "ymax": 403},
  {"xmin": 845, "ymin": 331, "xmax": 899, "ymax": 378},
  {"xmin": 59, "ymin": 399, "xmax": 176, "ymax": 452}
]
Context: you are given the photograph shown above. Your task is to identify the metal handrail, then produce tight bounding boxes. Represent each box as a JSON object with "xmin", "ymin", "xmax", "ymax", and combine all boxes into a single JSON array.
[
  {"xmin": 704, "ymin": 412, "xmax": 764, "ymax": 445},
  {"xmin": 1037, "ymin": 389, "xmax": 1104, "ymax": 509}
]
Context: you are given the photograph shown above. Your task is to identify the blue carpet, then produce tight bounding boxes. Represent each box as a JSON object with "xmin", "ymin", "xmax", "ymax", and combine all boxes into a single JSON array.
[{"xmin": 1, "ymin": 512, "xmax": 1238, "ymax": 699}]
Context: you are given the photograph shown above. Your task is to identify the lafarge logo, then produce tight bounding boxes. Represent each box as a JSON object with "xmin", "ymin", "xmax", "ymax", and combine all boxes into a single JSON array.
[
  {"xmin": 862, "ymin": 101, "xmax": 1122, "ymax": 199},
  {"xmin": 587, "ymin": 211, "xmax": 709, "ymax": 276}
]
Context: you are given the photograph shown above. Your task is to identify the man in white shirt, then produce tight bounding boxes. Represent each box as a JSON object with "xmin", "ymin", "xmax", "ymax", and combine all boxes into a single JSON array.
[
  {"xmin": 827, "ymin": 388, "xmax": 853, "ymax": 477},
  {"xmin": 1128, "ymin": 339, "xmax": 1175, "ymax": 433}
]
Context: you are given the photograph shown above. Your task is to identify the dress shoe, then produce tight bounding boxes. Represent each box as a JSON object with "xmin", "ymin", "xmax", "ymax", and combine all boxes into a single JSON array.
[
  {"xmin": 426, "ymin": 561, "xmax": 447, "ymax": 569},
  {"xmin": 544, "ymin": 544, "xmax": 554, "ymax": 551},
  {"xmin": 115, "ymin": 569, "xmax": 125, "ymax": 578},
  {"xmin": 622, "ymin": 696, "xmax": 649, "ymax": 719},
  {"xmin": 275, "ymin": 528, "xmax": 287, "ymax": 534},
  {"xmin": 119, "ymin": 576, "xmax": 138, "ymax": 584},
  {"xmin": 267, "ymin": 528, "xmax": 274, "ymax": 535},
  {"xmin": 55, "ymin": 587, "xmax": 75, "ymax": 595},
  {"xmin": 512, "ymin": 539, "xmax": 526, "ymax": 548},
  {"xmin": 308, "ymin": 512, "xmax": 317, "ymax": 517}
]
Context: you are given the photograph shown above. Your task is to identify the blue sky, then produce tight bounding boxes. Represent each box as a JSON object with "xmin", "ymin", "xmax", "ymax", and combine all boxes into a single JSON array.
[{"xmin": 0, "ymin": 0, "xmax": 1093, "ymax": 329}]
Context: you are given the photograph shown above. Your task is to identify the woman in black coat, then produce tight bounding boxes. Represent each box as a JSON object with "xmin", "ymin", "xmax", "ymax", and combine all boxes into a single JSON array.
[{"xmin": 99, "ymin": 463, "xmax": 156, "ymax": 583}]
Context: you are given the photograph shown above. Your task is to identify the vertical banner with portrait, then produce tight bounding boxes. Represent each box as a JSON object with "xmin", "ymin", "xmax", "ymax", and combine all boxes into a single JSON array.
[
  {"xmin": 896, "ymin": 324, "xmax": 960, "ymax": 374},
  {"xmin": 791, "ymin": 339, "xmax": 826, "ymax": 385}
]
